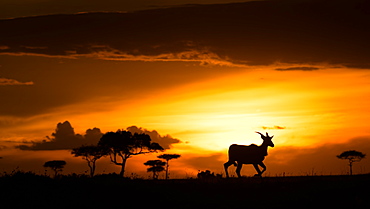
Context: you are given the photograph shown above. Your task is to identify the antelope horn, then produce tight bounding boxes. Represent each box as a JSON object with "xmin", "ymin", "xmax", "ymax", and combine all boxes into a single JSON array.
[{"xmin": 255, "ymin": 131, "xmax": 264, "ymax": 136}]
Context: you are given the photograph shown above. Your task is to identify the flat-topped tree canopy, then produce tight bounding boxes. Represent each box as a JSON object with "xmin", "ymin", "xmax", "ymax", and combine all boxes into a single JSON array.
[{"xmin": 98, "ymin": 130, "xmax": 164, "ymax": 177}]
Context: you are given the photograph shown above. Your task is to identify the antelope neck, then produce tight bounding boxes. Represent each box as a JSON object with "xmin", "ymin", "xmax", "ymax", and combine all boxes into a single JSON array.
[{"xmin": 260, "ymin": 141, "xmax": 269, "ymax": 155}]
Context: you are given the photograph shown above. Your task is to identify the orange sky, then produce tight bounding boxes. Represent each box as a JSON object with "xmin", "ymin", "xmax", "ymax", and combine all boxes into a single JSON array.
[{"xmin": 1, "ymin": 0, "xmax": 370, "ymax": 178}]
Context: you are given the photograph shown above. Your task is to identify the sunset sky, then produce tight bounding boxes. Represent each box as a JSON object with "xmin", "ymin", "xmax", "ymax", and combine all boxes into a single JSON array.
[{"xmin": 1, "ymin": 0, "xmax": 370, "ymax": 178}]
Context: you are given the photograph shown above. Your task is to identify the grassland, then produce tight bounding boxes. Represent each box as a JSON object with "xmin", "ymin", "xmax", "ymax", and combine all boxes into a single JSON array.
[{"xmin": 1, "ymin": 172, "xmax": 369, "ymax": 209}]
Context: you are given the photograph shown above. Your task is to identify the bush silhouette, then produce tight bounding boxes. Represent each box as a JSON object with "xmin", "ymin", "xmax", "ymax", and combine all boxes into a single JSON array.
[
  {"xmin": 144, "ymin": 160, "xmax": 166, "ymax": 179},
  {"xmin": 43, "ymin": 160, "xmax": 66, "ymax": 178}
]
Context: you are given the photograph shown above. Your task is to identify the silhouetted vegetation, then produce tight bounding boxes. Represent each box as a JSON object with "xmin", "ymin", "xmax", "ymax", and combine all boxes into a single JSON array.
[
  {"xmin": 337, "ymin": 150, "xmax": 366, "ymax": 175},
  {"xmin": 197, "ymin": 170, "xmax": 222, "ymax": 179},
  {"xmin": 43, "ymin": 160, "xmax": 66, "ymax": 178},
  {"xmin": 98, "ymin": 130, "xmax": 164, "ymax": 177},
  {"xmin": 71, "ymin": 145, "xmax": 109, "ymax": 177},
  {"xmin": 144, "ymin": 160, "xmax": 166, "ymax": 179},
  {"xmin": 157, "ymin": 153, "xmax": 181, "ymax": 180},
  {"xmin": 1, "ymin": 171, "xmax": 370, "ymax": 209}
]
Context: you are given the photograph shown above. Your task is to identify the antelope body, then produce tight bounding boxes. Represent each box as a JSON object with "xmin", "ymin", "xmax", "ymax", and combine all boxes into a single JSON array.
[{"xmin": 224, "ymin": 132, "xmax": 274, "ymax": 178}]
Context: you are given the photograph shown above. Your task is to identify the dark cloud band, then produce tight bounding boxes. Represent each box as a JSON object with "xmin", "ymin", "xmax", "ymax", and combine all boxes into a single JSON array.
[{"xmin": 1, "ymin": 0, "xmax": 370, "ymax": 68}]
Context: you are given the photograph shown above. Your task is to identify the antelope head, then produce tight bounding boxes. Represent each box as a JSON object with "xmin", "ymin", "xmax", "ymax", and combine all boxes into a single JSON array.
[{"xmin": 256, "ymin": 132, "xmax": 274, "ymax": 147}]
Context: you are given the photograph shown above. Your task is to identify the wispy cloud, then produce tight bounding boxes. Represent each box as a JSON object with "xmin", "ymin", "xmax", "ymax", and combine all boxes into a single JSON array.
[
  {"xmin": 86, "ymin": 49, "xmax": 246, "ymax": 67},
  {"xmin": 262, "ymin": 126, "xmax": 286, "ymax": 130},
  {"xmin": 1, "ymin": 47, "xmax": 245, "ymax": 67},
  {"xmin": 0, "ymin": 77, "xmax": 34, "ymax": 86},
  {"xmin": 275, "ymin": 67, "xmax": 320, "ymax": 71}
]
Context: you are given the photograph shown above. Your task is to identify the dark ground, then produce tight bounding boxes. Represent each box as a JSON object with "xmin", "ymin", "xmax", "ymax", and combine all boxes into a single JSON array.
[{"xmin": 1, "ymin": 172, "xmax": 369, "ymax": 209}]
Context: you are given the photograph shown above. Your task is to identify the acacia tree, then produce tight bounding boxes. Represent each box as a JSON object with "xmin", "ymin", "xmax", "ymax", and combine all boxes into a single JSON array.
[
  {"xmin": 71, "ymin": 145, "xmax": 109, "ymax": 177},
  {"xmin": 157, "ymin": 154, "xmax": 181, "ymax": 180},
  {"xmin": 98, "ymin": 130, "xmax": 164, "ymax": 177},
  {"xmin": 337, "ymin": 150, "xmax": 366, "ymax": 175},
  {"xmin": 144, "ymin": 160, "xmax": 166, "ymax": 179},
  {"xmin": 43, "ymin": 160, "xmax": 66, "ymax": 178}
]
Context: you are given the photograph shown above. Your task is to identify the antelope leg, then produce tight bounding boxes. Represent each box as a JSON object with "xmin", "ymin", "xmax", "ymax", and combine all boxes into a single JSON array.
[
  {"xmin": 253, "ymin": 164, "xmax": 262, "ymax": 176},
  {"xmin": 259, "ymin": 162, "xmax": 266, "ymax": 175},
  {"xmin": 236, "ymin": 163, "xmax": 243, "ymax": 178}
]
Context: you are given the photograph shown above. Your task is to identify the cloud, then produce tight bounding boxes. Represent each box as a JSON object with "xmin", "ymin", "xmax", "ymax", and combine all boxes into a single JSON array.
[
  {"xmin": 0, "ymin": 0, "xmax": 253, "ymax": 19},
  {"xmin": 126, "ymin": 126, "xmax": 181, "ymax": 149},
  {"xmin": 1, "ymin": 46, "xmax": 243, "ymax": 67},
  {"xmin": 16, "ymin": 121, "xmax": 103, "ymax": 150},
  {"xmin": 181, "ymin": 153, "xmax": 225, "ymax": 172},
  {"xmin": 0, "ymin": 77, "xmax": 34, "ymax": 86},
  {"xmin": 266, "ymin": 136, "xmax": 370, "ymax": 175},
  {"xmin": 87, "ymin": 49, "xmax": 245, "ymax": 67},
  {"xmin": 262, "ymin": 126, "xmax": 286, "ymax": 130},
  {"xmin": 275, "ymin": 67, "xmax": 320, "ymax": 71},
  {"xmin": 16, "ymin": 122, "xmax": 182, "ymax": 151},
  {"xmin": 1, "ymin": 0, "xmax": 370, "ymax": 68}
]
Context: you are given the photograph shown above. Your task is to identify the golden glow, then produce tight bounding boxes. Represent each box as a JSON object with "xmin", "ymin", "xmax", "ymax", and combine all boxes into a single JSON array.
[
  {"xmin": 96, "ymin": 66, "xmax": 370, "ymax": 152},
  {"xmin": 3, "ymin": 62, "xmax": 370, "ymax": 177},
  {"xmin": 8, "ymin": 65, "xmax": 369, "ymax": 151}
]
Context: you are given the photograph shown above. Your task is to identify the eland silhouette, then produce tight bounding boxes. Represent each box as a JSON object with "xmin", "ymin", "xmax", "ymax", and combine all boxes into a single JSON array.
[{"xmin": 224, "ymin": 132, "xmax": 274, "ymax": 178}]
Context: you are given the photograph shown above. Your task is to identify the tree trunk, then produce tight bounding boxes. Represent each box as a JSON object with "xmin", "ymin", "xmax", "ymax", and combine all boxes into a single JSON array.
[
  {"xmin": 91, "ymin": 162, "xmax": 96, "ymax": 177},
  {"xmin": 119, "ymin": 158, "xmax": 127, "ymax": 177},
  {"xmin": 165, "ymin": 160, "xmax": 169, "ymax": 180},
  {"xmin": 88, "ymin": 161, "xmax": 94, "ymax": 177},
  {"xmin": 349, "ymin": 162, "xmax": 353, "ymax": 175}
]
